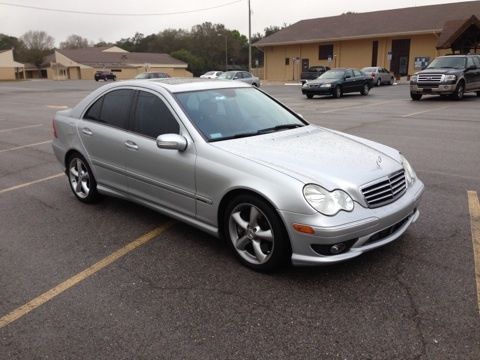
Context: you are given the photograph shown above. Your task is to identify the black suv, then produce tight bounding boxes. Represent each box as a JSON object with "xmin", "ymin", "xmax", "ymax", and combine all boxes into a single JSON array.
[
  {"xmin": 94, "ymin": 71, "xmax": 117, "ymax": 81},
  {"xmin": 410, "ymin": 55, "xmax": 480, "ymax": 100}
]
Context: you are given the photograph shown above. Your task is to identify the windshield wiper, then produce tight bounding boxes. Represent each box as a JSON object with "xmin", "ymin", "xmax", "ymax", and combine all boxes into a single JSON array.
[
  {"xmin": 209, "ymin": 132, "xmax": 259, "ymax": 142},
  {"xmin": 257, "ymin": 124, "xmax": 304, "ymax": 134}
]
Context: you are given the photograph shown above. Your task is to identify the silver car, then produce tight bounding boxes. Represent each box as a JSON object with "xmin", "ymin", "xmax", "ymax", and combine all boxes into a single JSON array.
[
  {"xmin": 52, "ymin": 79, "xmax": 424, "ymax": 271},
  {"xmin": 218, "ymin": 71, "xmax": 260, "ymax": 87},
  {"xmin": 361, "ymin": 67, "xmax": 395, "ymax": 86}
]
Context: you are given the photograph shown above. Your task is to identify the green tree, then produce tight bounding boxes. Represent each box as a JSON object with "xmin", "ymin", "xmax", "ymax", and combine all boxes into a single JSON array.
[{"xmin": 170, "ymin": 49, "xmax": 205, "ymax": 76}]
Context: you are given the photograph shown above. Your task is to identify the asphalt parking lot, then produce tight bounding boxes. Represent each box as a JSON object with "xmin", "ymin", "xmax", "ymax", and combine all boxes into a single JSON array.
[{"xmin": 0, "ymin": 80, "xmax": 479, "ymax": 359}]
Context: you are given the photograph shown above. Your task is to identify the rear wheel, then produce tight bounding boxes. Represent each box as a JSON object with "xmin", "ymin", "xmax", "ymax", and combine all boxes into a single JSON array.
[
  {"xmin": 451, "ymin": 81, "xmax": 465, "ymax": 100},
  {"xmin": 333, "ymin": 86, "xmax": 342, "ymax": 98},
  {"xmin": 376, "ymin": 78, "xmax": 381, "ymax": 87},
  {"xmin": 223, "ymin": 194, "xmax": 291, "ymax": 272},
  {"xmin": 360, "ymin": 83, "xmax": 370, "ymax": 96},
  {"xmin": 410, "ymin": 93, "xmax": 422, "ymax": 101},
  {"xmin": 477, "ymin": 91, "xmax": 480, "ymax": 97},
  {"xmin": 67, "ymin": 153, "xmax": 100, "ymax": 203},
  {"xmin": 389, "ymin": 77, "xmax": 394, "ymax": 85}
]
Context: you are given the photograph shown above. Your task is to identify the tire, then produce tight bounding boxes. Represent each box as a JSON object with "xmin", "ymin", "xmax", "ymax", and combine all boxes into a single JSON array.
[
  {"xmin": 333, "ymin": 86, "xmax": 342, "ymax": 98},
  {"xmin": 477, "ymin": 91, "xmax": 480, "ymax": 97},
  {"xmin": 67, "ymin": 153, "xmax": 100, "ymax": 204},
  {"xmin": 389, "ymin": 77, "xmax": 394, "ymax": 85},
  {"xmin": 223, "ymin": 194, "xmax": 291, "ymax": 272},
  {"xmin": 252, "ymin": 82, "xmax": 258, "ymax": 87},
  {"xmin": 376, "ymin": 78, "xmax": 381, "ymax": 87},
  {"xmin": 410, "ymin": 93, "xmax": 422, "ymax": 101},
  {"xmin": 360, "ymin": 83, "xmax": 369, "ymax": 96},
  {"xmin": 95, "ymin": 79, "xmax": 98, "ymax": 82},
  {"xmin": 451, "ymin": 81, "xmax": 465, "ymax": 100},
  {"xmin": 306, "ymin": 94, "xmax": 314, "ymax": 99}
]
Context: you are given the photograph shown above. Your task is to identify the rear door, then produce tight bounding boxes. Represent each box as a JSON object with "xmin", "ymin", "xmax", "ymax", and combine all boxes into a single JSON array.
[
  {"xmin": 79, "ymin": 89, "xmax": 134, "ymax": 194},
  {"xmin": 342, "ymin": 69, "xmax": 355, "ymax": 92},
  {"xmin": 123, "ymin": 90, "xmax": 197, "ymax": 217},
  {"xmin": 465, "ymin": 57, "xmax": 477, "ymax": 91}
]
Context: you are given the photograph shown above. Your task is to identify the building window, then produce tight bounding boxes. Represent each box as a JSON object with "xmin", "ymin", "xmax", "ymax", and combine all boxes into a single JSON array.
[
  {"xmin": 318, "ymin": 44, "xmax": 334, "ymax": 60},
  {"xmin": 285, "ymin": 58, "xmax": 290, "ymax": 65}
]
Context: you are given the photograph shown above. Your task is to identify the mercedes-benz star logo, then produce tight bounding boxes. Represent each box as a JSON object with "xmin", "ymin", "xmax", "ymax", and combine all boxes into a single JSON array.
[{"xmin": 376, "ymin": 156, "xmax": 383, "ymax": 168}]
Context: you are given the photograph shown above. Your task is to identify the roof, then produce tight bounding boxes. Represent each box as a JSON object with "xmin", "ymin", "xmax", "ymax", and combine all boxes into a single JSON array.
[
  {"xmin": 436, "ymin": 15, "xmax": 480, "ymax": 48},
  {"xmin": 114, "ymin": 78, "xmax": 251, "ymax": 93},
  {"xmin": 56, "ymin": 47, "xmax": 187, "ymax": 68},
  {"xmin": 254, "ymin": 1, "xmax": 480, "ymax": 46}
]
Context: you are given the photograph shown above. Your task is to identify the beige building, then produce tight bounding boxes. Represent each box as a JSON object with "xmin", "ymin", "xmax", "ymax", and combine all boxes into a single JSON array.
[
  {"xmin": 254, "ymin": 1, "xmax": 480, "ymax": 81},
  {"xmin": 43, "ymin": 46, "xmax": 192, "ymax": 80},
  {"xmin": 0, "ymin": 49, "xmax": 25, "ymax": 80}
]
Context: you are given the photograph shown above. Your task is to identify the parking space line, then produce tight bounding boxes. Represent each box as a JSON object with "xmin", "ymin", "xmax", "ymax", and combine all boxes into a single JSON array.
[
  {"xmin": 0, "ymin": 221, "xmax": 176, "ymax": 329},
  {"xmin": 467, "ymin": 191, "xmax": 480, "ymax": 314},
  {"xmin": 0, "ymin": 140, "xmax": 52, "ymax": 154},
  {"xmin": 320, "ymin": 100, "xmax": 397, "ymax": 114},
  {"xmin": 0, "ymin": 173, "xmax": 64, "ymax": 195},
  {"xmin": 401, "ymin": 106, "xmax": 449, "ymax": 118},
  {"xmin": 0, "ymin": 124, "xmax": 42, "ymax": 133}
]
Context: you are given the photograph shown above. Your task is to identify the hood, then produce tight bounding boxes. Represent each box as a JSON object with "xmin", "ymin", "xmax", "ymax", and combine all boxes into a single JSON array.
[
  {"xmin": 212, "ymin": 125, "xmax": 403, "ymax": 194},
  {"xmin": 416, "ymin": 68, "xmax": 462, "ymax": 75}
]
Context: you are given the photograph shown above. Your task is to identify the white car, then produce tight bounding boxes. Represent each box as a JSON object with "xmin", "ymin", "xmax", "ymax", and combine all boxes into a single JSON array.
[{"xmin": 200, "ymin": 71, "xmax": 224, "ymax": 79}]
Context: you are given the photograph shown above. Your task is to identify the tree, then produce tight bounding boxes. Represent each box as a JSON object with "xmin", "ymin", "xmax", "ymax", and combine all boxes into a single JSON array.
[
  {"xmin": 170, "ymin": 49, "xmax": 205, "ymax": 76},
  {"xmin": 19, "ymin": 30, "xmax": 54, "ymax": 68},
  {"xmin": 60, "ymin": 34, "xmax": 91, "ymax": 49},
  {"xmin": 0, "ymin": 33, "xmax": 25, "ymax": 60}
]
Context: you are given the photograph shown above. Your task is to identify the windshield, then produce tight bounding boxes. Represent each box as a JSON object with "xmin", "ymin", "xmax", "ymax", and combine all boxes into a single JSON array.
[
  {"xmin": 218, "ymin": 72, "xmax": 236, "ymax": 80},
  {"xmin": 318, "ymin": 70, "xmax": 345, "ymax": 80},
  {"xmin": 427, "ymin": 57, "xmax": 466, "ymax": 69},
  {"xmin": 135, "ymin": 73, "xmax": 148, "ymax": 79},
  {"xmin": 175, "ymin": 88, "xmax": 306, "ymax": 142}
]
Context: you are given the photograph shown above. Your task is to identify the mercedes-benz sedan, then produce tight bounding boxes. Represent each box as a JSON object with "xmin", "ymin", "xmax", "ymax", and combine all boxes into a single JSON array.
[{"xmin": 52, "ymin": 79, "xmax": 424, "ymax": 271}]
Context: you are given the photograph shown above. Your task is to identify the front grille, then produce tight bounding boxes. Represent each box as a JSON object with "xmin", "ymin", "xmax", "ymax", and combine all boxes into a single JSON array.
[
  {"xmin": 417, "ymin": 74, "xmax": 443, "ymax": 83},
  {"xmin": 363, "ymin": 215, "xmax": 411, "ymax": 246},
  {"xmin": 361, "ymin": 170, "xmax": 407, "ymax": 208}
]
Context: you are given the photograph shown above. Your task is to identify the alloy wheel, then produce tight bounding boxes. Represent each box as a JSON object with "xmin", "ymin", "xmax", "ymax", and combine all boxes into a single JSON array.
[{"xmin": 69, "ymin": 158, "xmax": 91, "ymax": 199}]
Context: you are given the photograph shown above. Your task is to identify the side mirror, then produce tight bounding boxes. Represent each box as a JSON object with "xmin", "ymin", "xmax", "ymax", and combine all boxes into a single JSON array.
[
  {"xmin": 233, "ymin": 76, "xmax": 239, "ymax": 80},
  {"xmin": 344, "ymin": 75, "xmax": 351, "ymax": 79},
  {"xmin": 156, "ymin": 133, "xmax": 187, "ymax": 151}
]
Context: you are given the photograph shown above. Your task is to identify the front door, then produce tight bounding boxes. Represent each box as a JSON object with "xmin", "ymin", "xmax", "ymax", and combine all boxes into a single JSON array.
[
  {"xmin": 390, "ymin": 39, "xmax": 411, "ymax": 76},
  {"xmin": 124, "ymin": 90, "xmax": 196, "ymax": 217}
]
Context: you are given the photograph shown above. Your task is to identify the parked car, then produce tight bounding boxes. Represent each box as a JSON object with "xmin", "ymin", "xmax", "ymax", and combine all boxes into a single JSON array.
[
  {"xmin": 52, "ymin": 78, "xmax": 423, "ymax": 271},
  {"xmin": 361, "ymin": 66, "xmax": 395, "ymax": 86},
  {"xmin": 135, "ymin": 72, "xmax": 170, "ymax": 79},
  {"xmin": 200, "ymin": 71, "xmax": 224, "ymax": 79},
  {"xmin": 410, "ymin": 54, "xmax": 480, "ymax": 100},
  {"xmin": 302, "ymin": 68, "xmax": 373, "ymax": 98},
  {"xmin": 218, "ymin": 71, "xmax": 260, "ymax": 87},
  {"xmin": 300, "ymin": 66, "xmax": 330, "ymax": 84},
  {"xmin": 94, "ymin": 71, "xmax": 116, "ymax": 81}
]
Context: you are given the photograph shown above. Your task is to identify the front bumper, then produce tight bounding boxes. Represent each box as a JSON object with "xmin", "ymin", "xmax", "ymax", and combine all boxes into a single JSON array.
[
  {"xmin": 410, "ymin": 83, "xmax": 456, "ymax": 95},
  {"xmin": 302, "ymin": 87, "xmax": 334, "ymax": 95},
  {"xmin": 280, "ymin": 180, "xmax": 424, "ymax": 265}
]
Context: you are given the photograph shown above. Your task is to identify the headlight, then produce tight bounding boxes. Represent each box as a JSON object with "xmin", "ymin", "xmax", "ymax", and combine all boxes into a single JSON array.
[
  {"xmin": 410, "ymin": 75, "xmax": 418, "ymax": 82},
  {"xmin": 443, "ymin": 74, "xmax": 456, "ymax": 82},
  {"xmin": 400, "ymin": 154, "xmax": 417, "ymax": 186},
  {"xmin": 303, "ymin": 184, "xmax": 354, "ymax": 216},
  {"xmin": 320, "ymin": 83, "xmax": 332, "ymax": 88}
]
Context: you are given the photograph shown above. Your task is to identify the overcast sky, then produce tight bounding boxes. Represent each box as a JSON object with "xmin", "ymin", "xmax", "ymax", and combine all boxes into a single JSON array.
[{"xmin": 0, "ymin": 0, "xmax": 472, "ymax": 45}]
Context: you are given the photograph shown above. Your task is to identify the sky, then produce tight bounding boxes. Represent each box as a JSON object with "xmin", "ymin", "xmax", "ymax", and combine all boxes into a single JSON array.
[{"xmin": 0, "ymin": 0, "xmax": 473, "ymax": 45}]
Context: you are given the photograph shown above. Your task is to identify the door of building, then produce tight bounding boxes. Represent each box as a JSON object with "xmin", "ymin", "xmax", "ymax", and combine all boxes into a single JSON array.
[
  {"xmin": 371, "ymin": 41, "xmax": 378, "ymax": 67},
  {"xmin": 302, "ymin": 59, "xmax": 309, "ymax": 72},
  {"xmin": 390, "ymin": 39, "xmax": 410, "ymax": 76}
]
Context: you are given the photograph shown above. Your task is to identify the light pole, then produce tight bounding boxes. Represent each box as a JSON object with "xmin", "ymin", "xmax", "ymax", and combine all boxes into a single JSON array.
[
  {"xmin": 217, "ymin": 33, "xmax": 228, "ymax": 71},
  {"xmin": 248, "ymin": 0, "xmax": 252, "ymax": 72}
]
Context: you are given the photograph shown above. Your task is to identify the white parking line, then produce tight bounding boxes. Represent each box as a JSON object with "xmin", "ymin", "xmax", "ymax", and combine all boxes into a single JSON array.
[
  {"xmin": 0, "ymin": 124, "xmax": 42, "ymax": 133},
  {"xmin": 0, "ymin": 173, "xmax": 64, "ymax": 195},
  {"xmin": 0, "ymin": 140, "xmax": 52, "ymax": 154},
  {"xmin": 321, "ymin": 100, "xmax": 397, "ymax": 114},
  {"xmin": 401, "ymin": 106, "xmax": 449, "ymax": 118}
]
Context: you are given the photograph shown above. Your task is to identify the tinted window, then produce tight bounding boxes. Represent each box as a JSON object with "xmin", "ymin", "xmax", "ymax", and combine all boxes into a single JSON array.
[
  {"xmin": 353, "ymin": 70, "xmax": 363, "ymax": 77},
  {"xmin": 99, "ymin": 90, "xmax": 134, "ymax": 129},
  {"xmin": 243, "ymin": 72, "xmax": 252, "ymax": 78},
  {"xmin": 473, "ymin": 57, "xmax": 480, "ymax": 67},
  {"xmin": 133, "ymin": 91, "xmax": 179, "ymax": 138},
  {"xmin": 345, "ymin": 70, "xmax": 354, "ymax": 78},
  {"xmin": 467, "ymin": 57, "xmax": 475, "ymax": 68},
  {"xmin": 84, "ymin": 97, "xmax": 103, "ymax": 121}
]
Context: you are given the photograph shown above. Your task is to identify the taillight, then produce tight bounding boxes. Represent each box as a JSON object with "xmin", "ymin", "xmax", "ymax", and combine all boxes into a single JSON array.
[{"xmin": 52, "ymin": 118, "xmax": 58, "ymax": 138}]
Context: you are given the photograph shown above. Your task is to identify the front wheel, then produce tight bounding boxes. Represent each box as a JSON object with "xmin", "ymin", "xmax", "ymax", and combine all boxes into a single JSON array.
[
  {"xmin": 451, "ymin": 81, "xmax": 465, "ymax": 100},
  {"xmin": 360, "ymin": 83, "xmax": 369, "ymax": 96},
  {"xmin": 223, "ymin": 194, "xmax": 291, "ymax": 272},
  {"xmin": 333, "ymin": 86, "xmax": 342, "ymax": 98},
  {"xmin": 306, "ymin": 94, "xmax": 314, "ymax": 99},
  {"xmin": 389, "ymin": 77, "xmax": 394, "ymax": 85},
  {"xmin": 67, "ymin": 153, "xmax": 100, "ymax": 203},
  {"xmin": 376, "ymin": 78, "xmax": 381, "ymax": 87},
  {"xmin": 411, "ymin": 93, "xmax": 422, "ymax": 101}
]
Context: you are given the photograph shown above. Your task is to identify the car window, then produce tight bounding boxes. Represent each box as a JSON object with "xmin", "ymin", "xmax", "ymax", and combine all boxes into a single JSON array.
[
  {"xmin": 243, "ymin": 72, "xmax": 252, "ymax": 78},
  {"xmin": 84, "ymin": 89, "xmax": 134, "ymax": 130},
  {"xmin": 133, "ymin": 91, "xmax": 179, "ymax": 138},
  {"xmin": 345, "ymin": 70, "xmax": 354, "ymax": 78},
  {"xmin": 353, "ymin": 70, "xmax": 363, "ymax": 77},
  {"xmin": 473, "ymin": 57, "xmax": 480, "ymax": 67},
  {"xmin": 467, "ymin": 57, "xmax": 475, "ymax": 68}
]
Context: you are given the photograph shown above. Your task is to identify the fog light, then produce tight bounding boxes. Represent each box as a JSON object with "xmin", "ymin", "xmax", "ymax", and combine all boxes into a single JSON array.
[{"xmin": 330, "ymin": 243, "xmax": 346, "ymax": 254}]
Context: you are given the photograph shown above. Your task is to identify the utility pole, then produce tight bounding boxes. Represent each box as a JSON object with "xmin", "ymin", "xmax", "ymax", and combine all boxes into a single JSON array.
[{"xmin": 248, "ymin": 0, "xmax": 252, "ymax": 72}]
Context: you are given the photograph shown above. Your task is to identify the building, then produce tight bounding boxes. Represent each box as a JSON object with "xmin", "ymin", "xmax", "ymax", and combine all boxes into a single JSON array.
[
  {"xmin": 36, "ymin": 46, "xmax": 192, "ymax": 80},
  {"xmin": 0, "ymin": 49, "xmax": 25, "ymax": 80},
  {"xmin": 254, "ymin": 1, "xmax": 480, "ymax": 81}
]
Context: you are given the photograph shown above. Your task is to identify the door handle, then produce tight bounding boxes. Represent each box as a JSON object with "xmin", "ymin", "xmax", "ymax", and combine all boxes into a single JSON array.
[
  {"xmin": 81, "ymin": 128, "xmax": 93, "ymax": 136},
  {"xmin": 125, "ymin": 140, "xmax": 139, "ymax": 150}
]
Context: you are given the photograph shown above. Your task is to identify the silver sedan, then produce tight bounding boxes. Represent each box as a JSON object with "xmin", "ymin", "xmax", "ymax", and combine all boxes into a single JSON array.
[
  {"xmin": 217, "ymin": 71, "xmax": 260, "ymax": 87},
  {"xmin": 52, "ymin": 79, "xmax": 424, "ymax": 271},
  {"xmin": 361, "ymin": 67, "xmax": 395, "ymax": 86}
]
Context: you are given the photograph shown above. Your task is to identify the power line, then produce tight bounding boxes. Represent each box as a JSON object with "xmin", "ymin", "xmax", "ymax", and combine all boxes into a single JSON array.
[{"xmin": 0, "ymin": 0, "xmax": 243, "ymax": 16}]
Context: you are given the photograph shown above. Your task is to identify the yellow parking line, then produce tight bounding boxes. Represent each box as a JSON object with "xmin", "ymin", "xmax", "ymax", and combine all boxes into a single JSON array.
[
  {"xmin": 0, "ymin": 124, "xmax": 42, "ymax": 133},
  {"xmin": 0, "ymin": 140, "xmax": 52, "ymax": 153},
  {"xmin": 0, "ymin": 173, "xmax": 64, "ymax": 195},
  {"xmin": 0, "ymin": 221, "xmax": 176, "ymax": 329},
  {"xmin": 467, "ymin": 191, "xmax": 480, "ymax": 313}
]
